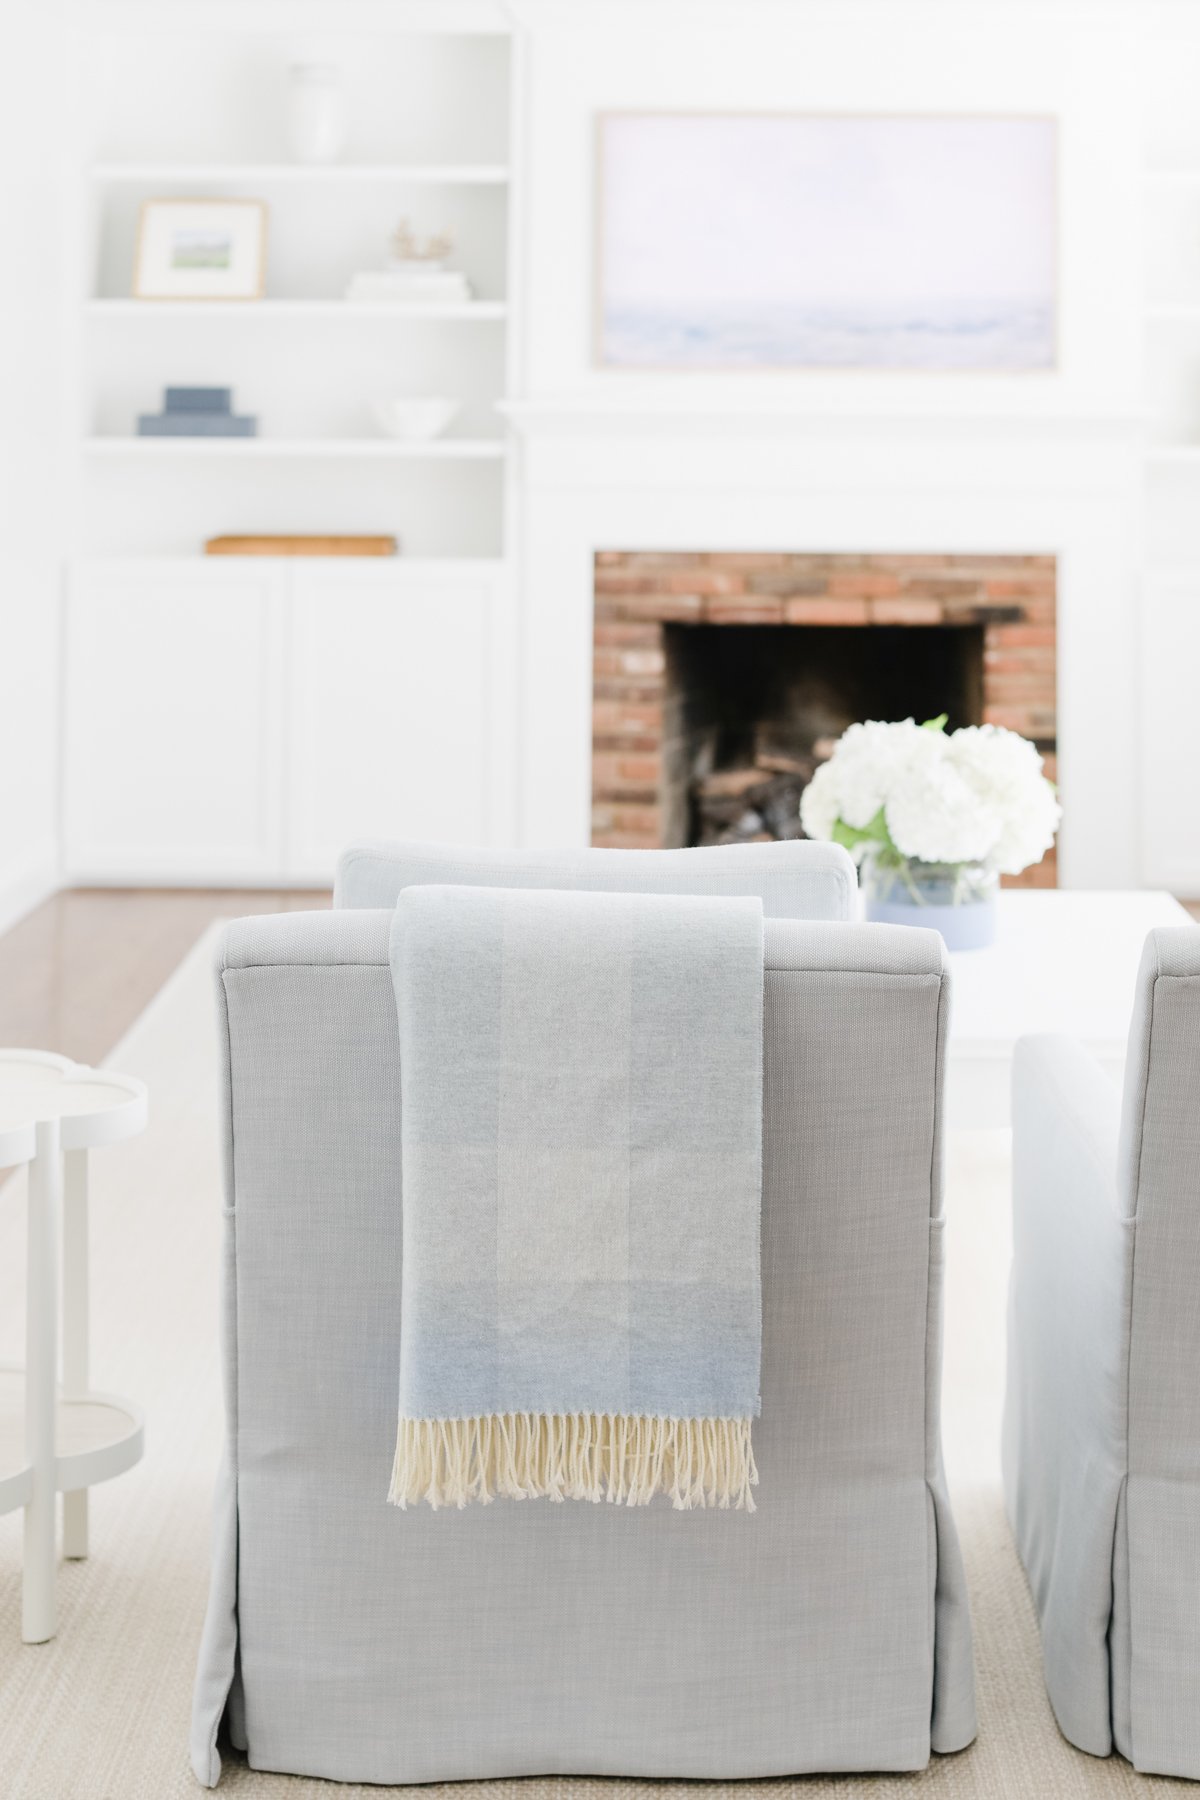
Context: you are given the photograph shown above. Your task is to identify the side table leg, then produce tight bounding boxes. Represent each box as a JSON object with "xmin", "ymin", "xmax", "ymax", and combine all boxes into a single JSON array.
[
  {"xmin": 62, "ymin": 1149, "xmax": 89, "ymax": 1561},
  {"xmin": 23, "ymin": 1119, "xmax": 61, "ymax": 1644}
]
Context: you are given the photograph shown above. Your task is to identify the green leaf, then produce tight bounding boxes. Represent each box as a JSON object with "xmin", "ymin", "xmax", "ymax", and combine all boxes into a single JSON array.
[
  {"xmin": 921, "ymin": 714, "xmax": 949, "ymax": 733},
  {"xmin": 831, "ymin": 807, "xmax": 897, "ymax": 855}
]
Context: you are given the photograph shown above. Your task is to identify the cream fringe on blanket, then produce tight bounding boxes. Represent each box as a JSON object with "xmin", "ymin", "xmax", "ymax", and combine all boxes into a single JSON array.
[{"xmin": 389, "ymin": 1414, "xmax": 758, "ymax": 1513}]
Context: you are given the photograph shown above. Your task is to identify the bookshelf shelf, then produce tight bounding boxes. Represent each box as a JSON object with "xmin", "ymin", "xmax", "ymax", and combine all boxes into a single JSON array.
[
  {"xmin": 85, "ymin": 298, "xmax": 508, "ymax": 321},
  {"xmin": 89, "ymin": 162, "xmax": 510, "ymax": 186},
  {"xmin": 83, "ymin": 436, "xmax": 507, "ymax": 459}
]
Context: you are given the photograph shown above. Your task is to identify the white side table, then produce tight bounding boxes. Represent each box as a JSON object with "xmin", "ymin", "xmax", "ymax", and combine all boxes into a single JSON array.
[{"xmin": 0, "ymin": 1050, "xmax": 148, "ymax": 1643}]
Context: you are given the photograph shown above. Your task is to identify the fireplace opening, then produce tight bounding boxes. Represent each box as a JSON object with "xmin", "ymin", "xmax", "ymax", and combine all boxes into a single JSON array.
[
  {"xmin": 662, "ymin": 623, "xmax": 985, "ymax": 847},
  {"xmin": 591, "ymin": 551, "xmax": 1057, "ymax": 885}
]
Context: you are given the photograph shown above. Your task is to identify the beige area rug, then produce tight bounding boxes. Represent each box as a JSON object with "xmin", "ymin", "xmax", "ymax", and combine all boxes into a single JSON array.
[{"xmin": 0, "ymin": 926, "xmax": 1190, "ymax": 1799}]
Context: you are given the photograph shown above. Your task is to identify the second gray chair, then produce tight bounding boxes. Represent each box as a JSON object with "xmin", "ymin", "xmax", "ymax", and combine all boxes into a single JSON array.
[{"xmin": 1004, "ymin": 924, "xmax": 1200, "ymax": 1778}]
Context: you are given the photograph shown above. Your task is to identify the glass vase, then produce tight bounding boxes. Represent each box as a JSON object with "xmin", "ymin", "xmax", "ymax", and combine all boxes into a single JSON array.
[{"xmin": 862, "ymin": 851, "xmax": 998, "ymax": 951}]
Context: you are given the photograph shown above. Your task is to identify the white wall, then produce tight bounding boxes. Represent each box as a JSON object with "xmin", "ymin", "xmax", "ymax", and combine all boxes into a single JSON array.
[
  {"xmin": 516, "ymin": 0, "xmax": 1143, "ymax": 415},
  {"xmin": 508, "ymin": 0, "xmax": 1148, "ymax": 885},
  {"xmin": 0, "ymin": 0, "xmax": 68, "ymax": 926},
  {"xmin": 9, "ymin": 0, "xmax": 1197, "ymax": 896}
]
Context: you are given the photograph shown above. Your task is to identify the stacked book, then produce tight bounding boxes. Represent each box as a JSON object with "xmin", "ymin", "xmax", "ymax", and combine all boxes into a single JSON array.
[
  {"xmin": 345, "ymin": 266, "xmax": 473, "ymax": 306},
  {"xmin": 138, "ymin": 387, "xmax": 257, "ymax": 438}
]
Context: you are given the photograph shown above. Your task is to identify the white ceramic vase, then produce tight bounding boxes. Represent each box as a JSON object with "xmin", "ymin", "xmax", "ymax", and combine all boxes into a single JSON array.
[{"xmin": 288, "ymin": 64, "xmax": 345, "ymax": 165}]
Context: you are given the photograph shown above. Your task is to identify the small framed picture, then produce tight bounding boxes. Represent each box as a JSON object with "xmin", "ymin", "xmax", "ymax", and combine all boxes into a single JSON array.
[{"xmin": 133, "ymin": 198, "xmax": 268, "ymax": 301}]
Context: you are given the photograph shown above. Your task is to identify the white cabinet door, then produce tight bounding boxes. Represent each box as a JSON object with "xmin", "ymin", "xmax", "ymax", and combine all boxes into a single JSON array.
[
  {"xmin": 286, "ymin": 564, "xmax": 500, "ymax": 881},
  {"xmin": 1141, "ymin": 575, "xmax": 1200, "ymax": 890},
  {"xmin": 63, "ymin": 562, "xmax": 284, "ymax": 881}
]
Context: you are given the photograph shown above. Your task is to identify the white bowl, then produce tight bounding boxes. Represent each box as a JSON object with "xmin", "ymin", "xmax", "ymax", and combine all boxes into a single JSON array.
[{"xmin": 372, "ymin": 397, "xmax": 460, "ymax": 441}]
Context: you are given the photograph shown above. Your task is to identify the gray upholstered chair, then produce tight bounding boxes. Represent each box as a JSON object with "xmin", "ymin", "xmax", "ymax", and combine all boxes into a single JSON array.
[
  {"xmin": 1004, "ymin": 924, "xmax": 1200, "ymax": 1778},
  {"xmin": 192, "ymin": 841, "xmax": 975, "ymax": 1785}
]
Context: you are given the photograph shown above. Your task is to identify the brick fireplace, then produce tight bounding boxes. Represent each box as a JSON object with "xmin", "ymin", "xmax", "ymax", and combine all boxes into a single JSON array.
[{"xmin": 591, "ymin": 552, "xmax": 1058, "ymax": 887}]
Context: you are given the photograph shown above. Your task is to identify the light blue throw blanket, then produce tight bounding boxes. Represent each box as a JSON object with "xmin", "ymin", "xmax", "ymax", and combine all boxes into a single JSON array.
[{"xmin": 388, "ymin": 883, "xmax": 765, "ymax": 1511}]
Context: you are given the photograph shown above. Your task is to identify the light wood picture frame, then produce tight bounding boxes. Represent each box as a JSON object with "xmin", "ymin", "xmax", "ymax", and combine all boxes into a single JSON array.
[
  {"xmin": 133, "ymin": 198, "xmax": 268, "ymax": 301},
  {"xmin": 595, "ymin": 113, "xmax": 1058, "ymax": 371}
]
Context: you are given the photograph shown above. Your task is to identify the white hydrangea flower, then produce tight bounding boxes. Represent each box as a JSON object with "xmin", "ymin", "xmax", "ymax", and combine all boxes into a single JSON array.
[
  {"xmin": 884, "ymin": 741, "xmax": 999, "ymax": 865},
  {"xmin": 948, "ymin": 723, "xmax": 1041, "ymax": 796},
  {"xmin": 821, "ymin": 718, "xmax": 931, "ymax": 829},
  {"xmin": 798, "ymin": 757, "xmax": 840, "ymax": 841},
  {"xmin": 948, "ymin": 724, "xmax": 1061, "ymax": 875},
  {"xmin": 800, "ymin": 714, "xmax": 1060, "ymax": 878},
  {"xmin": 987, "ymin": 779, "xmax": 1060, "ymax": 875}
]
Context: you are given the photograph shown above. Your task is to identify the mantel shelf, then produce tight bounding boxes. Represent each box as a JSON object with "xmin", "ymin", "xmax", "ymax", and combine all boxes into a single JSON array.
[
  {"xmin": 85, "ymin": 299, "xmax": 507, "ymax": 322},
  {"xmin": 88, "ymin": 162, "xmax": 510, "ymax": 185},
  {"xmin": 84, "ymin": 437, "xmax": 507, "ymax": 460},
  {"xmin": 498, "ymin": 398, "xmax": 1144, "ymax": 440}
]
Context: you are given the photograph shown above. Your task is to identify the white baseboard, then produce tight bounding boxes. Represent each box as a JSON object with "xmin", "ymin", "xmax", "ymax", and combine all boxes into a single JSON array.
[{"xmin": 0, "ymin": 845, "xmax": 60, "ymax": 937}]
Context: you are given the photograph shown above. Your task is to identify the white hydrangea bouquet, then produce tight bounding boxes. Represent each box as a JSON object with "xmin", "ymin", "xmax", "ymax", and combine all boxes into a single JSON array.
[{"xmin": 800, "ymin": 716, "xmax": 1060, "ymax": 949}]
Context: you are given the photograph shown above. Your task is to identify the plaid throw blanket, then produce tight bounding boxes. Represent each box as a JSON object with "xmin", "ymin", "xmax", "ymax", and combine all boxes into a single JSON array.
[{"xmin": 388, "ymin": 883, "xmax": 764, "ymax": 1511}]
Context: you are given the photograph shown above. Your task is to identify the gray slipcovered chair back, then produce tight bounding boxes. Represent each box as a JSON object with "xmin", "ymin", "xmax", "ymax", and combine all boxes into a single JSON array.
[
  {"xmin": 1004, "ymin": 925, "xmax": 1200, "ymax": 1777},
  {"xmin": 334, "ymin": 837, "xmax": 857, "ymax": 920},
  {"xmin": 191, "ymin": 856, "xmax": 975, "ymax": 1786}
]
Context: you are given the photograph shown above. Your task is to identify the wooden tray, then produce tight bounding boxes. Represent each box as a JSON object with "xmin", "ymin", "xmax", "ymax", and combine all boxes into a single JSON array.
[{"xmin": 205, "ymin": 534, "xmax": 397, "ymax": 557}]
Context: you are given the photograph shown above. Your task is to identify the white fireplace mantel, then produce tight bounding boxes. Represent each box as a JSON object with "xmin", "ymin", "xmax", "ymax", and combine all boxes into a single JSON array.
[
  {"xmin": 502, "ymin": 398, "xmax": 1144, "ymax": 435},
  {"xmin": 512, "ymin": 407, "xmax": 1142, "ymax": 890}
]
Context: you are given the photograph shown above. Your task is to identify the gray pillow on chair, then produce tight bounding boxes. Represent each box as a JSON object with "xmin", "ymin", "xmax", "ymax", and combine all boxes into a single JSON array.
[{"xmin": 333, "ymin": 838, "xmax": 856, "ymax": 921}]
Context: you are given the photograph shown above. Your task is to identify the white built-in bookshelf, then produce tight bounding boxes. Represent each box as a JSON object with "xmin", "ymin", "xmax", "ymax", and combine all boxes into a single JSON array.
[
  {"xmin": 60, "ymin": 9, "xmax": 522, "ymax": 886},
  {"xmin": 76, "ymin": 20, "xmax": 518, "ymax": 559}
]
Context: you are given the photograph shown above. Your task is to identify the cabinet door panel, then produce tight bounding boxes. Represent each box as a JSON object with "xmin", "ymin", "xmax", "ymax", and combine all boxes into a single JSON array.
[
  {"xmin": 63, "ymin": 563, "xmax": 283, "ymax": 881},
  {"xmin": 1142, "ymin": 577, "xmax": 1200, "ymax": 889},
  {"xmin": 287, "ymin": 568, "xmax": 494, "ymax": 880}
]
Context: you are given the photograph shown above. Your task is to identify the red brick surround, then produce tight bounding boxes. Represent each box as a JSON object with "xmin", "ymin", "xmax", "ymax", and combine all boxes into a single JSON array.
[{"xmin": 592, "ymin": 551, "xmax": 1058, "ymax": 887}]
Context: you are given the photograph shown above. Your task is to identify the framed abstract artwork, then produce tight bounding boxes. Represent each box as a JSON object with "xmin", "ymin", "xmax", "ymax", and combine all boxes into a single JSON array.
[{"xmin": 596, "ymin": 114, "xmax": 1056, "ymax": 370}]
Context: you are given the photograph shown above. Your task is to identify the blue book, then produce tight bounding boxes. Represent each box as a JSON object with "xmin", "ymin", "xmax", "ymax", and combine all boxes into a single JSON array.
[
  {"xmin": 138, "ymin": 413, "xmax": 257, "ymax": 437},
  {"xmin": 164, "ymin": 386, "xmax": 233, "ymax": 416}
]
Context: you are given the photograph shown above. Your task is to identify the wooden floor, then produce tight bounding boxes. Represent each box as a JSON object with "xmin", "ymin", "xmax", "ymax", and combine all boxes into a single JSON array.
[{"xmin": 0, "ymin": 888, "xmax": 330, "ymax": 1067}]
